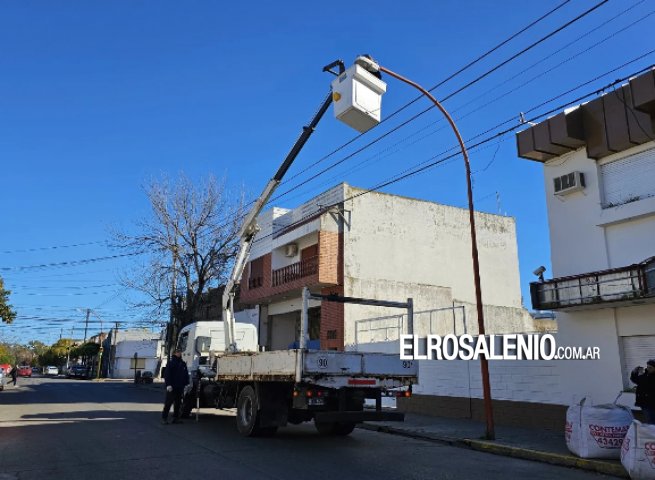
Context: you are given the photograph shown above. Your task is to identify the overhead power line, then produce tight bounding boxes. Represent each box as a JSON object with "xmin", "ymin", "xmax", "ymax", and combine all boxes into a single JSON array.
[
  {"xmin": 247, "ymin": 62, "xmax": 654, "ymax": 249},
  {"xmin": 0, "ymin": 252, "xmax": 143, "ymax": 272},
  {"xmin": 0, "ymin": 240, "xmax": 108, "ymax": 255},
  {"xmin": 275, "ymin": 0, "xmax": 610, "ymax": 192},
  {"xmin": 195, "ymin": 0, "xmax": 614, "ymax": 249}
]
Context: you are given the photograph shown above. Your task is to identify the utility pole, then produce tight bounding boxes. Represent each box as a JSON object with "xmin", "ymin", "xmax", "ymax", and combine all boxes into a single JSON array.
[
  {"xmin": 83, "ymin": 308, "xmax": 90, "ymax": 343},
  {"xmin": 65, "ymin": 326, "xmax": 74, "ymax": 372},
  {"xmin": 110, "ymin": 322, "xmax": 120, "ymax": 378},
  {"xmin": 168, "ymin": 245, "xmax": 178, "ymax": 359}
]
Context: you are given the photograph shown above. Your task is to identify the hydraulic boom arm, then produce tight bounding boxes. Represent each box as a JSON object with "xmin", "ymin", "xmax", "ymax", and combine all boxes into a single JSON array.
[{"xmin": 222, "ymin": 79, "xmax": 341, "ymax": 353}]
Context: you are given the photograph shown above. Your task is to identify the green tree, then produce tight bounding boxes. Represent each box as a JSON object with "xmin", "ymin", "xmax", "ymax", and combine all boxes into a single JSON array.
[
  {"xmin": 28, "ymin": 340, "xmax": 48, "ymax": 364},
  {"xmin": 0, "ymin": 343, "xmax": 12, "ymax": 364},
  {"xmin": 39, "ymin": 339, "xmax": 74, "ymax": 367},
  {"xmin": 71, "ymin": 342, "xmax": 100, "ymax": 359},
  {"xmin": 0, "ymin": 277, "xmax": 16, "ymax": 324}
]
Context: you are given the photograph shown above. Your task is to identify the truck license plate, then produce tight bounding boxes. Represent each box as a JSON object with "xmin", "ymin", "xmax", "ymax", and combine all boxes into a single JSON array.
[{"xmin": 308, "ymin": 398, "xmax": 326, "ymax": 406}]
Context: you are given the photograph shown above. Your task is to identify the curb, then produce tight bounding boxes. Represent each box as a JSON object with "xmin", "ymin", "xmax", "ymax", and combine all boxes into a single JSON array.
[{"xmin": 360, "ymin": 424, "xmax": 628, "ymax": 478}]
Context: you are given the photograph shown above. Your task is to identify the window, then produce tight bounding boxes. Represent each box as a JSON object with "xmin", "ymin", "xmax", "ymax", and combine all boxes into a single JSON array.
[
  {"xmin": 249, "ymin": 257, "xmax": 264, "ymax": 289},
  {"xmin": 178, "ymin": 332, "xmax": 189, "ymax": 353},
  {"xmin": 601, "ymin": 146, "xmax": 655, "ymax": 208}
]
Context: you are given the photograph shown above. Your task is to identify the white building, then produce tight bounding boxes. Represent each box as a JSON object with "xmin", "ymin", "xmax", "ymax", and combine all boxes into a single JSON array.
[
  {"xmin": 517, "ymin": 67, "xmax": 655, "ymax": 407},
  {"xmin": 238, "ymin": 182, "xmax": 540, "ymax": 419},
  {"xmin": 108, "ymin": 328, "xmax": 163, "ymax": 379}
]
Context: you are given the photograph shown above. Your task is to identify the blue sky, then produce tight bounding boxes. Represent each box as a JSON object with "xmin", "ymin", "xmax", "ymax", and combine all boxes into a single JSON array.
[{"xmin": 1, "ymin": 0, "xmax": 653, "ymax": 344}]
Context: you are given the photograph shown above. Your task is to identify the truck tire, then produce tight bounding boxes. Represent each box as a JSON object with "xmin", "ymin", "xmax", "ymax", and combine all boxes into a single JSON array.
[
  {"xmin": 236, "ymin": 385, "xmax": 262, "ymax": 437},
  {"xmin": 314, "ymin": 420, "xmax": 356, "ymax": 436}
]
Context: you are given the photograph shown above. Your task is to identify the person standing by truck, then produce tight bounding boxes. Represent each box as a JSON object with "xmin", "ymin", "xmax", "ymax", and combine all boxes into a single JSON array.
[
  {"xmin": 161, "ymin": 348, "xmax": 189, "ymax": 424},
  {"xmin": 10, "ymin": 365, "xmax": 17, "ymax": 387}
]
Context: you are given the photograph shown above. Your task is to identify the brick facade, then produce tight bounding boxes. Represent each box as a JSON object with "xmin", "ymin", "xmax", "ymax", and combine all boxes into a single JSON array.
[
  {"xmin": 320, "ymin": 286, "xmax": 344, "ymax": 350},
  {"xmin": 239, "ymin": 228, "xmax": 345, "ymax": 350},
  {"xmin": 318, "ymin": 230, "xmax": 340, "ymax": 285}
]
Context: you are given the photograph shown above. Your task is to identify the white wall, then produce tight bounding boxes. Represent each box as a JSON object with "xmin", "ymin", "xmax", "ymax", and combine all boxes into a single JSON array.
[
  {"xmin": 114, "ymin": 357, "xmax": 160, "ymax": 379},
  {"xmin": 249, "ymin": 185, "xmax": 346, "ymax": 261},
  {"xmin": 112, "ymin": 339, "xmax": 162, "ymax": 379},
  {"xmin": 343, "ymin": 186, "xmax": 524, "ymax": 309},
  {"xmin": 271, "ymin": 232, "xmax": 319, "ymax": 270},
  {"xmin": 543, "ymin": 142, "xmax": 655, "ymax": 276},
  {"xmin": 541, "ymin": 140, "xmax": 655, "ymax": 407},
  {"xmin": 416, "ymin": 358, "xmax": 566, "ymax": 405}
]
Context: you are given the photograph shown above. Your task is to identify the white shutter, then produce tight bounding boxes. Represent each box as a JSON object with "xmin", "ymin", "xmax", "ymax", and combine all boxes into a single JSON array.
[
  {"xmin": 622, "ymin": 335, "xmax": 655, "ymax": 387},
  {"xmin": 601, "ymin": 146, "xmax": 655, "ymax": 208}
]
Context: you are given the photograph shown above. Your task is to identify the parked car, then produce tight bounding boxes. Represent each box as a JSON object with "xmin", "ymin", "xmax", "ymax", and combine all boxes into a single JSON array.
[
  {"xmin": 67, "ymin": 365, "xmax": 91, "ymax": 379},
  {"xmin": 17, "ymin": 366, "xmax": 32, "ymax": 377},
  {"xmin": 45, "ymin": 366, "xmax": 59, "ymax": 376},
  {"xmin": 31, "ymin": 366, "xmax": 41, "ymax": 375}
]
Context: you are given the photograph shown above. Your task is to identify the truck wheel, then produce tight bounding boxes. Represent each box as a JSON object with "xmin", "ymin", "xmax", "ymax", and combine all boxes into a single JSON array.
[
  {"xmin": 236, "ymin": 385, "xmax": 261, "ymax": 437},
  {"xmin": 314, "ymin": 420, "xmax": 356, "ymax": 436}
]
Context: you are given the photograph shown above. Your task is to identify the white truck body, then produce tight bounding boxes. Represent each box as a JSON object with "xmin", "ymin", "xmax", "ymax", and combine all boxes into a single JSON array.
[
  {"xmin": 214, "ymin": 349, "xmax": 416, "ymax": 388},
  {"xmin": 177, "ymin": 320, "xmax": 417, "ymax": 437}
]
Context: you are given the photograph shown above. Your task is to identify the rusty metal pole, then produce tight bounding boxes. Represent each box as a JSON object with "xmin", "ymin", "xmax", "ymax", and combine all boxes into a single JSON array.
[{"xmin": 378, "ymin": 64, "xmax": 495, "ymax": 440}]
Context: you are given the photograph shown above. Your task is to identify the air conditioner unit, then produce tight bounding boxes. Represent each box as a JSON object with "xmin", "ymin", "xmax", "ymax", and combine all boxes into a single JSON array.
[
  {"xmin": 553, "ymin": 171, "xmax": 585, "ymax": 196},
  {"xmin": 284, "ymin": 243, "xmax": 298, "ymax": 257}
]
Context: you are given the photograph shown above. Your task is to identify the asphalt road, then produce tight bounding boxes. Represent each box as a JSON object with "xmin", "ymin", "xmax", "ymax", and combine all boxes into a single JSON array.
[{"xmin": 0, "ymin": 377, "xmax": 608, "ymax": 480}]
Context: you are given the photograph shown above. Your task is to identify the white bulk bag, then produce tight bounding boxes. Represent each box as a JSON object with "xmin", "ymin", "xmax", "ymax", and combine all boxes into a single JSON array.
[
  {"xmin": 566, "ymin": 396, "xmax": 633, "ymax": 459},
  {"xmin": 621, "ymin": 420, "xmax": 655, "ymax": 480}
]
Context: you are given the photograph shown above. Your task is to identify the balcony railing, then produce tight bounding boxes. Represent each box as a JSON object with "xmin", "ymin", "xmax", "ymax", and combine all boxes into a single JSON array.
[
  {"xmin": 272, "ymin": 256, "xmax": 318, "ymax": 287},
  {"xmin": 531, "ymin": 257, "xmax": 655, "ymax": 311}
]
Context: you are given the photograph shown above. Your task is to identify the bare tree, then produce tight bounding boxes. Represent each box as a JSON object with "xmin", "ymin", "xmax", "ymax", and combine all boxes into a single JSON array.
[{"xmin": 113, "ymin": 174, "xmax": 245, "ymax": 351}]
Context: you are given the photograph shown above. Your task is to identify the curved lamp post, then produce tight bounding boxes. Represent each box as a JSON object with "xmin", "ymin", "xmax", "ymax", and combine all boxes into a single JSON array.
[{"xmin": 335, "ymin": 56, "xmax": 495, "ymax": 440}]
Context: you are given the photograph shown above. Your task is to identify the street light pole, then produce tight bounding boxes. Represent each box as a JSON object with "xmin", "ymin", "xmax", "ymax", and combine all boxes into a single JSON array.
[{"xmin": 361, "ymin": 58, "xmax": 495, "ymax": 440}]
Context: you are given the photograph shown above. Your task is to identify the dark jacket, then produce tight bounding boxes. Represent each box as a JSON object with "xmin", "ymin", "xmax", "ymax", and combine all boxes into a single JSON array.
[
  {"xmin": 631, "ymin": 368, "xmax": 655, "ymax": 409},
  {"xmin": 164, "ymin": 356, "xmax": 189, "ymax": 390}
]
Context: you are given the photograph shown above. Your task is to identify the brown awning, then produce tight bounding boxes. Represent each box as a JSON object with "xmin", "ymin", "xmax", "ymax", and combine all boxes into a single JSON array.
[{"xmin": 517, "ymin": 68, "xmax": 655, "ymax": 162}]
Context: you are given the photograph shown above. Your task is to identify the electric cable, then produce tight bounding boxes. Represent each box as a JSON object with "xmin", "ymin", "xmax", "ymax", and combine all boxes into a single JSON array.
[
  {"xmin": 0, "ymin": 252, "xmax": 144, "ymax": 272},
  {"xmin": 0, "ymin": 240, "xmax": 108, "ymax": 255},
  {"xmin": 246, "ymin": 63, "xmax": 654, "ymax": 248},
  {"xmin": 275, "ymin": 0, "xmax": 610, "ymax": 191}
]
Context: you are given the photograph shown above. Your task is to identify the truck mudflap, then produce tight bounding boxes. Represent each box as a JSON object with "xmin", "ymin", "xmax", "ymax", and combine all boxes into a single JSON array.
[{"xmin": 314, "ymin": 411, "xmax": 405, "ymax": 423}]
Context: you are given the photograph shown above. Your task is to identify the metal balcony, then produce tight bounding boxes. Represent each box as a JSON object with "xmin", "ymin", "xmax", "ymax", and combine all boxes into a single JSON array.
[
  {"xmin": 530, "ymin": 257, "xmax": 655, "ymax": 311},
  {"xmin": 272, "ymin": 256, "xmax": 318, "ymax": 287}
]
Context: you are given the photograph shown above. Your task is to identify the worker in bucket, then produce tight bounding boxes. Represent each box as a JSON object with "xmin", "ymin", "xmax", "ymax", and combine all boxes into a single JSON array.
[
  {"xmin": 161, "ymin": 348, "xmax": 189, "ymax": 425},
  {"xmin": 631, "ymin": 359, "xmax": 655, "ymax": 423}
]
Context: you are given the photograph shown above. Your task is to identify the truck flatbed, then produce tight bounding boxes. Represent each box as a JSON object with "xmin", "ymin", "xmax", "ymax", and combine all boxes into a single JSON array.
[{"xmin": 214, "ymin": 349, "xmax": 417, "ymax": 388}]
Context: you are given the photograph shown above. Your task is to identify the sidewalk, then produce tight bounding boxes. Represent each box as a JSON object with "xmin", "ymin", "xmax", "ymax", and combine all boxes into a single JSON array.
[{"xmin": 361, "ymin": 413, "xmax": 628, "ymax": 478}]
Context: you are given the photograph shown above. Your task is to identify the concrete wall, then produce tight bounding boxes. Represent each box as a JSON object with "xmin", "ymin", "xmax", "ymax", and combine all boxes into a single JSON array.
[
  {"xmin": 112, "ymin": 339, "xmax": 162, "ymax": 379},
  {"xmin": 343, "ymin": 186, "xmax": 524, "ymax": 309}
]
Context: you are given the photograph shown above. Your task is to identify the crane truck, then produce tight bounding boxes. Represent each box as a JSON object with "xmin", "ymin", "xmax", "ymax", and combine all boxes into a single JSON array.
[{"xmin": 176, "ymin": 59, "xmax": 418, "ymax": 436}]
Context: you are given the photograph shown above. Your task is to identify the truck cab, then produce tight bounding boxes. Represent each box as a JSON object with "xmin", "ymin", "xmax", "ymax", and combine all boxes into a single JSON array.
[{"xmin": 177, "ymin": 321, "xmax": 258, "ymax": 372}]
